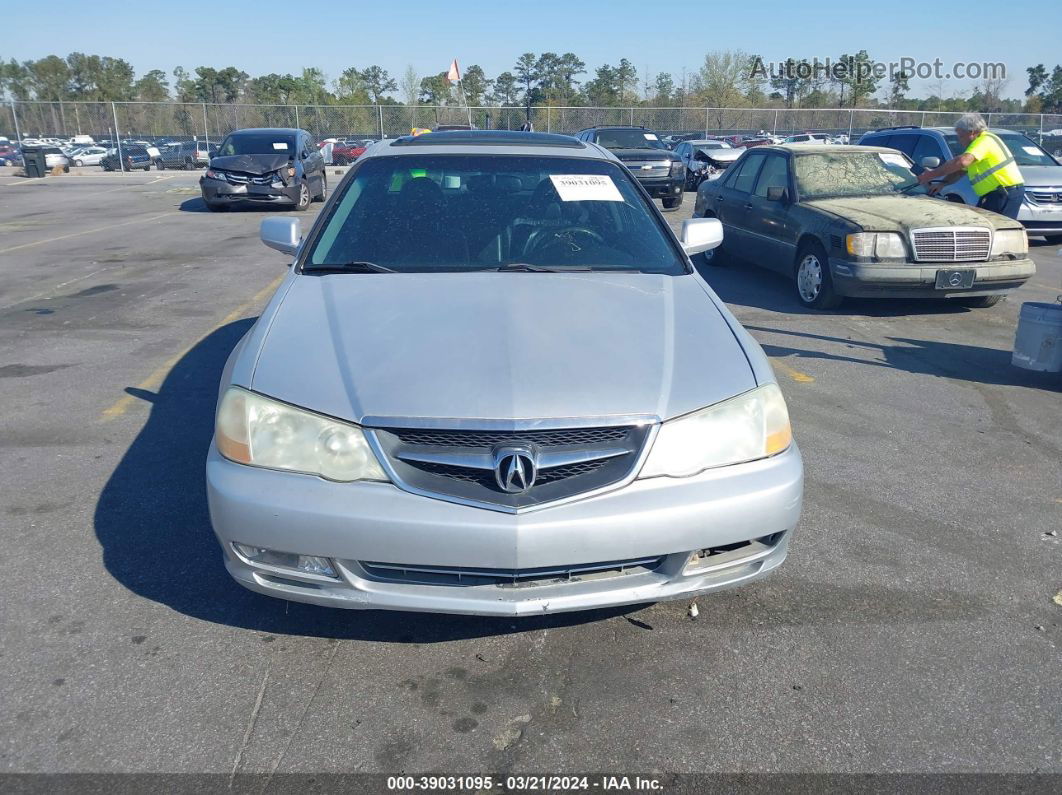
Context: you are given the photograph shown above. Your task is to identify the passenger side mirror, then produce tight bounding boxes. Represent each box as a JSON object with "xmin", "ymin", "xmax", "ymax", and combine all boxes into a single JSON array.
[
  {"xmin": 260, "ymin": 217, "xmax": 302, "ymax": 257},
  {"xmin": 766, "ymin": 186, "xmax": 788, "ymax": 202},
  {"xmin": 679, "ymin": 217, "xmax": 723, "ymax": 256},
  {"xmin": 921, "ymin": 156, "xmax": 941, "ymax": 169}
]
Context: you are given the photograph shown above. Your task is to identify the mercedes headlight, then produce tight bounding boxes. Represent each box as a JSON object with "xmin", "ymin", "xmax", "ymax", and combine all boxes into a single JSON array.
[
  {"xmin": 639, "ymin": 383, "xmax": 792, "ymax": 479},
  {"xmin": 845, "ymin": 232, "xmax": 906, "ymax": 259},
  {"xmin": 215, "ymin": 387, "xmax": 388, "ymax": 482},
  {"xmin": 990, "ymin": 228, "xmax": 1028, "ymax": 257}
]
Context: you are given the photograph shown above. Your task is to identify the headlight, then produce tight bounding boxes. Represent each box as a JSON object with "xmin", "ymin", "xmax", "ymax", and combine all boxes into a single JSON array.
[
  {"xmin": 205, "ymin": 168, "xmax": 227, "ymax": 181},
  {"xmin": 215, "ymin": 387, "xmax": 389, "ymax": 482},
  {"xmin": 669, "ymin": 160, "xmax": 684, "ymax": 176},
  {"xmin": 638, "ymin": 383, "xmax": 792, "ymax": 479},
  {"xmin": 845, "ymin": 232, "xmax": 906, "ymax": 259},
  {"xmin": 990, "ymin": 228, "xmax": 1028, "ymax": 257}
]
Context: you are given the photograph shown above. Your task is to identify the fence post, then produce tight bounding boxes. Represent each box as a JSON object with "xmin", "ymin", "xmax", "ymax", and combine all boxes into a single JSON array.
[
  {"xmin": 773, "ymin": 109, "xmax": 779, "ymax": 135},
  {"xmin": 986, "ymin": 112, "xmax": 993, "ymax": 129},
  {"xmin": 202, "ymin": 103, "xmax": 210, "ymax": 152},
  {"xmin": 848, "ymin": 109, "xmax": 854, "ymax": 142},
  {"xmin": 705, "ymin": 107, "xmax": 709, "ymax": 138},
  {"xmin": 294, "ymin": 105, "xmax": 299, "ymax": 130},
  {"xmin": 547, "ymin": 105, "xmax": 551, "ymax": 133},
  {"xmin": 378, "ymin": 104, "xmax": 384, "ymax": 139},
  {"xmin": 1039, "ymin": 113, "xmax": 1044, "ymax": 141},
  {"xmin": 111, "ymin": 102, "xmax": 124, "ymax": 177},
  {"xmin": 11, "ymin": 101, "xmax": 22, "ymax": 144},
  {"xmin": 629, "ymin": 107, "xmax": 635, "ymax": 126}
]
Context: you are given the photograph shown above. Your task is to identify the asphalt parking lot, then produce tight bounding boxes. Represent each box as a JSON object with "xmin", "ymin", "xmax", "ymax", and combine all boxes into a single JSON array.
[{"xmin": 1, "ymin": 170, "xmax": 1060, "ymax": 777}]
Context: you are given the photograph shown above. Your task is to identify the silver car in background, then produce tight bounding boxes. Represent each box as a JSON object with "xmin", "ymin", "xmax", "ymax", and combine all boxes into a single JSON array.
[{"xmin": 206, "ymin": 130, "xmax": 803, "ymax": 616}]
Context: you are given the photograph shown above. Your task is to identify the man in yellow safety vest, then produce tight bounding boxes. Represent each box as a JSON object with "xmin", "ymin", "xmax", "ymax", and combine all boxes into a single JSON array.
[{"xmin": 917, "ymin": 113, "xmax": 1025, "ymax": 218}]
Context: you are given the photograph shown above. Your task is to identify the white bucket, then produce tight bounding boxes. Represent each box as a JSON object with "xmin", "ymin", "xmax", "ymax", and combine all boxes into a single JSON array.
[{"xmin": 1012, "ymin": 301, "xmax": 1062, "ymax": 372}]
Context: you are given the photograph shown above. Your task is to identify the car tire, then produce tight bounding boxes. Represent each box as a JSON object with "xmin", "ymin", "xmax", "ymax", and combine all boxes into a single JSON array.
[
  {"xmin": 156, "ymin": 160, "xmax": 165, "ymax": 170},
  {"xmin": 74, "ymin": 159, "xmax": 84, "ymax": 167},
  {"xmin": 63, "ymin": 164, "xmax": 70, "ymax": 173},
  {"xmin": 295, "ymin": 180, "xmax": 311, "ymax": 211},
  {"xmin": 662, "ymin": 193, "xmax": 683, "ymax": 210},
  {"xmin": 184, "ymin": 159, "xmax": 194, "ymax": 170},
  {"xmin": 314, "ymin": 175, "xmax": 327, "ymax": 202},
  {"xmin": 952, "ymin": 295, "xmax": 1003, "ymax": 308},
  {"xmin": 795, "ymin": 241, "xmax": 843, "ymax": 310}
]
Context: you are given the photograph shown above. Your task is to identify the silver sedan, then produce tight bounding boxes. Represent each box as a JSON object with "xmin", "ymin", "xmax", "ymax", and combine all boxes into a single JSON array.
[{"xmin": 206, "ymin": 131, "xmax": 803, "ymax": 615}]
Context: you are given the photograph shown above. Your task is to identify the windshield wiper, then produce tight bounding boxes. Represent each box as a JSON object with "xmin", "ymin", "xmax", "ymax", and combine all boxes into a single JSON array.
[
  {"xmin": 309, "ymin": 261, "xmax": 396, "ymax": 274},
  {"xmin": 487, "ymin": 263, "xmax": 566, "ymax": 272}
]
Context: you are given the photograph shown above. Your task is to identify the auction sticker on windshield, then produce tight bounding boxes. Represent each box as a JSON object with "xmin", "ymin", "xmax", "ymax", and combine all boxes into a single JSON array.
[
  {"xmin": 549, "ymin": 174, "xmax": 624, "ymax": 202},
  {"xmin": 878, "ymin": 153, "xmax": 909, "ymax": 168},
  {"xmin": 272, "ymin": 142, "xmax": 290, "ymax": 150}
]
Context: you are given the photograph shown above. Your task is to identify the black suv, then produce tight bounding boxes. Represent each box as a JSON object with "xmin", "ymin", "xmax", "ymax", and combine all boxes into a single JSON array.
[
  {"xmin": 200, "ymin": 128, "xmax": 326, "ymax": 212},
  {"xmin": 574, "ymin": 126, "xmax": 685, "ymax": 209},
  {"xmin": 100, "ymin": 146, "xmax": 152, "ymax": 171}
]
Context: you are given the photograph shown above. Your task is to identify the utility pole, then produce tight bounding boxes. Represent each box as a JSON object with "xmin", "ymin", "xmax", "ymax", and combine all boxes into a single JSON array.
[{"xmin": 11, "ymin": 101, "xmax": 23, "ymax": 145}]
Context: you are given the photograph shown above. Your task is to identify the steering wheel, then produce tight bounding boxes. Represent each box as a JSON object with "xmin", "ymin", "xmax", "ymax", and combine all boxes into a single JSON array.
[{"xmin": 523, "ymin": 226, "xmax": 606, "ymax": 258}]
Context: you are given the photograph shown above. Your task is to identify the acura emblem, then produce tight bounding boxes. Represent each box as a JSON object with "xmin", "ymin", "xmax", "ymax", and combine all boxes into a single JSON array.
[{"xmin": 493, "ymin": 446, "xmax": 537, "ymax": 494}]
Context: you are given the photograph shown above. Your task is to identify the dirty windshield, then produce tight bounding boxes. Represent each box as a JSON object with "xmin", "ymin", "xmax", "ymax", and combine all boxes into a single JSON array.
[
  {"xmin": 305, "ymin": 155, "xmax": 685, "ymax": 274},
  {"xmin": 794, "ymin": 152, "xmax": 921, "ymax": 199}
]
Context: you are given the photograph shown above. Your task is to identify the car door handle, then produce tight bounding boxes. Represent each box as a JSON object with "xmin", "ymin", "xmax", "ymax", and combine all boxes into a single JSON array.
[{"xmin": 744, "ymin": 203, "xmax": 753, "ymax": 210}]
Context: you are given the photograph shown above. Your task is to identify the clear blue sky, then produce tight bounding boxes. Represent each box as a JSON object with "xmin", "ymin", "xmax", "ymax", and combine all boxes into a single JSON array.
[{"xmin": 4, "ymin": 0, "xmax": 1060, "ymax": 100}]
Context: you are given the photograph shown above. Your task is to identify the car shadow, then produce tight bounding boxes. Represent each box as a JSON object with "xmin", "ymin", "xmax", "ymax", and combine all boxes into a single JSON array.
[
  {"xmin": 695, "ymin": 257, "xmax": 985, "ymax": 318},
  {"xmin": 744, "ymin": 324, "xmax": 1061, "ymax": 391},
  {"xmin": 179, "ymin": 197, "xmax": 300, "ymax": 214},
  {"xmin": 93, "ymin": 320, "xmax": 643, "ymax": 642}
]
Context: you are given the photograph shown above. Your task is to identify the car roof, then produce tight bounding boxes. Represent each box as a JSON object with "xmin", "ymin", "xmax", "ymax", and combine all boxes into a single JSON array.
[
  {"xmin": 770, "ymin": 143, "xmax": 899, "ymax": 155},
  {"xmin": 365, "ymin": 130, "xmax": 611, "ymax": 160},
  {"xmin": 227, "ymin": 128, "xmax": 301, "ymax": 135},
  {"xmin": 885, "ymin": 126, "xmax": 1021, "ymax": 135}
]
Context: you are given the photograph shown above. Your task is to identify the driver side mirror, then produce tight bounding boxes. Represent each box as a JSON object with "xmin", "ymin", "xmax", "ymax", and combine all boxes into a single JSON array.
[
  {"xmin": 766, "ymin": 186, "xmax": 788, "ymax": 202},
  {"xmin": 260, "ymin": 217, "xmax": 302, "ymax": 257},
  {"xmin": 679, "ymin": 217, "xmax": 723, "ymax": 256},
  {"xmin": 921, "ymin": 156, "xmax": 941, "ymax": 169}
]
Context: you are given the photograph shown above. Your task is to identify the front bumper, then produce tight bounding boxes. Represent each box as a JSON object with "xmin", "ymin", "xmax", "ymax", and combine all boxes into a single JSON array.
[
  {"xmin": 200, "ymin": 176, "xmax": 299, "ymax": 205},
  {"xmin": 830, "ymin": 257, "xmax": 1036, "ymax": 299},
  {"xmin": 206, "ymin": 443, "xmax": 803, "ymax": 616},
  {"xmin": 635, "ymin": 176, "xmax": 684, "ymax": 199},
  {"xmin": 1018, "ymin": 198, "xmax": 1062, "ymax": 236}
]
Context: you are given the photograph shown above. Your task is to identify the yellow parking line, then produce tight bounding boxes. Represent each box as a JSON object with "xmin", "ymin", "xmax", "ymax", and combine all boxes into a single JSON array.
[
  {"xmin": 770, "ymin": 358, "xmax": 815, "ymax": 383},
  {"xmin": 100, "ymin": 274, "xmax": 286, "ymax": 421},
  {"xmin": 0, "ymin": 212, "xmax": 177, "ymax": 255}
]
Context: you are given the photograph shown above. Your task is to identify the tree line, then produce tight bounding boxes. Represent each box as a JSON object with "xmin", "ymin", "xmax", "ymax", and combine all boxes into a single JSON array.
[{"xmin": 2, "ymin": 51, "xmax": 1060, "ymax": 113}]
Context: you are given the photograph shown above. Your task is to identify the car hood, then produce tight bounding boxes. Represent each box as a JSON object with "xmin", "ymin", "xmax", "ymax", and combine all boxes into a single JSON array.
[
  {"xmin": 249, "ymin": 272, "xmax": 756, "ymax": 425},
  {"xmin": 701, "ymin": 149, "xmax": 743, "ymax": 164},
  {"xmin": 209, "ymin": 153, "xmax": 292, "ymax": 174},
  {"xmin": 609, "ymin": 148, "xmax": 674, "ymax": 162},
  {"xmin": 803, "ymin": 195, "xmax": 1018, "ymax": 231},
  {"xmin": 1017, "ymin": 165, "xmax": 1062, "ymax": 187}
]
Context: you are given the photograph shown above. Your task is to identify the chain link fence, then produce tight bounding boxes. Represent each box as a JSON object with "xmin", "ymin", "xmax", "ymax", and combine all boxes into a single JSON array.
[{"xmin": 4, "ymin": 101, "xmax": 1062, "ymax": 150}]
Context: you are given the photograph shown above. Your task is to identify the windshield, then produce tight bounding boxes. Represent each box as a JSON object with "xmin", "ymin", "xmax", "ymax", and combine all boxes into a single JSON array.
[
  {"xmin": 696, "ymin": 143, "xmax": 730, "ymax": 151},
  {"xmin": 595, "ymin": 129, "xmax": 667, "ymax": 150},
  {"xmin": 217, "ymin": 133, "xmax": 295, "ymax": 156},
  {"xmin": 795, "ymin": 152, "xmax": 922, "ymax": 199},
  {"xmin": 944, "ymin": 132, "xmax": 1057, "ymax": 167},
  {"xmin": 305, "ymin": 154, "xmax": 685, "ymax": 274}
]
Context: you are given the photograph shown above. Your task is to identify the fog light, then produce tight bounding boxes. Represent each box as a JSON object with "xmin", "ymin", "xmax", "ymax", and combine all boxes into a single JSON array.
[{"xmin": 233, "ymin": 543, "xmax": 338, "ymax": 578}]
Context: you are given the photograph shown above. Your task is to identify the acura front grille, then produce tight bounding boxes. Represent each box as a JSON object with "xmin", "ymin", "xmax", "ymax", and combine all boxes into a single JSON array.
[{"xmin": 370, "ymin": 421, "xmax": 653, "ymax": 512}]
